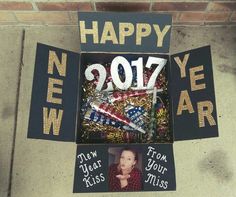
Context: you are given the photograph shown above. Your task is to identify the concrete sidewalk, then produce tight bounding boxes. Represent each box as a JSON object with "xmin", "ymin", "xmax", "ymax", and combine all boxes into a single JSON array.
[{"xmin": 0, "ymin": 26, "xmax": 236, "ymax": 197}]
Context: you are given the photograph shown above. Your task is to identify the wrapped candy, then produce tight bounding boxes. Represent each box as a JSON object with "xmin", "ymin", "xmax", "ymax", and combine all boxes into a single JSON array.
[
  {"xmin": 84, "ymin": 108, "xmax": 137, "ymax": 131},
  {"xmin": 81, "ymin": 118, "xmax": 141, "ymax": 143},
  {"xmin": 124, "ymin": 105, "xmax": 147, "ymax": 130},
  {"xmin": 106, "ymin": 89, "xmax": 163, "ymax": 103},
  {"xmin": 84, "ymin": 108, "xmax": 123, "ymax": 128},
  {"xmin": 90, "ymin": 100, "xmax": 146, "ymax": 134}
]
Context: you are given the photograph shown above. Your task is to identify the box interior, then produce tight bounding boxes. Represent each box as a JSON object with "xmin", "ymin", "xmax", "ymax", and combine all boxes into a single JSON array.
[{"xmin": 76, "ymin": 53, "xmax": 173, "ymax": 144}]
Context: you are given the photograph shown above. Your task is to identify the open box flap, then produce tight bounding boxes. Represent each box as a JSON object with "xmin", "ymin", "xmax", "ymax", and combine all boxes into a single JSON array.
[
  {"xmin": 73, "ymin": 143, "xmax": 176, "ymax": 192},
  {"xmin": 170, "ymin": 46, "xmax": 218, "ymax": 141},
  {"xmin": 78, "ymin": 12, "xmax": 172, "ymax": 53},
  {"xmin": 28, "ymin": 43, "xmax": 80, "ymax": 142}
]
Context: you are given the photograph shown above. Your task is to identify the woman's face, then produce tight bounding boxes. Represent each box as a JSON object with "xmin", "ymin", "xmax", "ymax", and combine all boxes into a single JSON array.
[{"xmin": 119, "ymin": 150, "xmax": 136, "ymax": 171}]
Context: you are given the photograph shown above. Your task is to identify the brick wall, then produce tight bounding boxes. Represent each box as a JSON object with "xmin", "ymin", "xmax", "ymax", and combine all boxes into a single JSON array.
[{"xmin": 0, "ymin": 1, "xmax": 236, "ymax": 26}]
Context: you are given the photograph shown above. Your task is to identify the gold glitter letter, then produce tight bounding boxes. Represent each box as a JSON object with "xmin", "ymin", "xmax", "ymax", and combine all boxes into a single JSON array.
[
  {"xmin": 153, "ymin": 25, "xmax": 171, "ymax": 47},
  {"xmin": 100, "ymin": 22, "xmax": 118, "ymax": 44},
  {"xmin": 177, "ymin": 90, "xmax": 194, "ymax": 115},
  {"xmin": 47, "ymin": 77, "xmax": 63, "ymax": 104},
  {"xmin": 190, "ymin": 65, "xmax": 206, "ymax": 91},
  {"xmin": 79, "ymin": 21, "xmax": 98, "ymax": 44},
  {"xmin": 136, "ymin": 23, "xmax": 151, "ymax": 45},
  {"xmin": 119, "ymin": 23, "xmax": 134, "ymax": 45},
  {"xmin": 43, "ymin": 107, "xmax": 63, "ymax": 135},
  {"xmin": 197, "ymin": 101, "xmax": 216, "ymax": 128},
  {"xmin": 48, "ymin": 50, "xmax": 67, "ymax": 77},
  {"xmin": 174, "ymin": 53, "xmax": 190, "ymax": 78}
]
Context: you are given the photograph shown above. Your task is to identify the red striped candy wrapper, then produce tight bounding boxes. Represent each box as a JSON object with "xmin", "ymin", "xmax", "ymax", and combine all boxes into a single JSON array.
[
  {"xmin": 108, "ymin": 89, "xmax": 163, "ymax": 103},
  {"xmin": 90, "ymin": 100, "xmax": 146, "ymax": 134}
]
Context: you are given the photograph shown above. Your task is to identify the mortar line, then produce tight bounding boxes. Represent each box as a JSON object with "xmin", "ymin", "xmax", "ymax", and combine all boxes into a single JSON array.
[
  {"xmin": 31, "ymin": 2, "xmax": 39, "ymax": 11},
  {"xmin": 93, "ymin": 0, "xmax": 97, "ymax": 11},
  {"xmin": 7, "ymin": 28, "xmax": 25, "ymax": 197},
  {"xmin": 149, "ymin": 0, "xmax": 153, "ymax": 12}
]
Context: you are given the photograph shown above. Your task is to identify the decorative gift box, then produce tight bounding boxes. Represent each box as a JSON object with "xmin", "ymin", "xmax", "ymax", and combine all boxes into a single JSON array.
[{"xmin": 27, "ymin": 12, "xmax": 218, "ymax": 193}]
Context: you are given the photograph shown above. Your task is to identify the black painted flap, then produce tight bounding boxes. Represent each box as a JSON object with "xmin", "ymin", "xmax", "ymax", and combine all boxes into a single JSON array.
[
  {"xmin": 73, "ymin": 143, "xmax": 176, "ymax": 192},
  {"xmin": 78, "ymin": 12, "xmax": 172, "ymax": 53},
  {"xmin": 170, "ymin": 46, "xmax": 218, "ymax": 141},
  {"xmin": 28, "ymin": 43, "xmax": 80, "ymax": 142}
]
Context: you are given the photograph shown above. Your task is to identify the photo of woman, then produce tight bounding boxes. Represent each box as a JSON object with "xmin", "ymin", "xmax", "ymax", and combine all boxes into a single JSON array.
[{"xmin": 108, "ymin": 147, "xmax": 142, "ymax": 191}]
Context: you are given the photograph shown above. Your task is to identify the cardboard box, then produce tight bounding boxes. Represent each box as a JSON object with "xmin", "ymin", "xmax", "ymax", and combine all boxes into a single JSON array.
[{"xmin": 27, "ymin": 12, "xmax": 218, "ymax": 193}]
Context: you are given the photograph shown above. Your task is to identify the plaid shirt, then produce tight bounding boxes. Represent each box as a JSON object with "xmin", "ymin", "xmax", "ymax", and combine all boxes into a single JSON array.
[{"xmin": 108, "ymin": 163, "xmax": 142, "ymax": 191}]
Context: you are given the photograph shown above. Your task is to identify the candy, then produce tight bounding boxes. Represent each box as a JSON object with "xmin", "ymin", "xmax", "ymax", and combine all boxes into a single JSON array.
[
  {"xmin": 81, "ymin": 118, "xmax": 141, "ymax": 143},
  {"xmin": 107, "ymin": 89, "xmax": 163, "ymax": 103},
  {"xmin": 124, "ymin": 105, "xmax": 147, "ymax": 129},
  {"xmin": 84, "ymin": 109, "xmax": 122, "ymax": 128},
  {"xmin": 84, "ymin": 108, "xmax": 137, "ymax": 131},
  {"xmin": 90, "ymin": 100, "xmax": 147, "ymax": 134}
]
